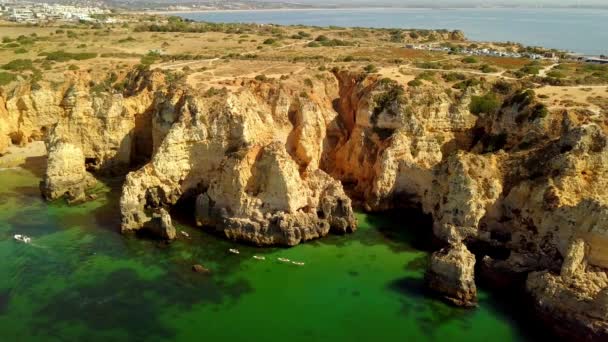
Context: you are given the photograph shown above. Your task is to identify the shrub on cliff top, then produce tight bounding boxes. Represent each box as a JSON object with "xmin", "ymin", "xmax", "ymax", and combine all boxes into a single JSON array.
[
  {"xmin": 372, "ymin": 80, "xmax": 405, "ymax": 121},
  {"xmin": 364, "ymin": 64, "xmax": 378, "ymax": 73},
  {"xmin": 480, "ymin": 64, "xmax": 498, "ymax": 73},
  {"xmin": 2, "ymin": 59, "xmax": 34, "ymax": 71},
  {"xmin": 44, "ymin": 51, "xmax": 97, "ymax": 62},
  {"xmin": 407, "ymin": 79, "xmax": 423, "ymax": 88},
  {"xmin": 0, "ymin": 72, "xmax": 17, "ymax": 86},
  {"xmin": 470, "ymin": 93, "xmax": 501, "ymax": 115}
]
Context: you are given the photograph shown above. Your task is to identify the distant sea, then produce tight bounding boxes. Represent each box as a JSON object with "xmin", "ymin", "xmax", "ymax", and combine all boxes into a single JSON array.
[{"xmin": 178, "ymin": 8, "xmax": 608, "ymax": 55}]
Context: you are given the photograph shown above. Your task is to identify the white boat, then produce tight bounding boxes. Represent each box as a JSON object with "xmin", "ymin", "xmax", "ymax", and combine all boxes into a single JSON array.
[
  {"xmin": 253, "ymin": 255, "xmax": 266, "ymax": 260},
  {"xmin": 291, "ymin": 261, "xmax": 305, "ymax": 266},
  {"xmin": 228, "ymin": 248, "xmax": 240, "ymax": 255},
  {"xmin": 277, "ymin": 257, "xmax": 291, "ymax": 263},
  {"xmin": 13, "ymin": 234, "xmax": 31, "ymax": 243}
]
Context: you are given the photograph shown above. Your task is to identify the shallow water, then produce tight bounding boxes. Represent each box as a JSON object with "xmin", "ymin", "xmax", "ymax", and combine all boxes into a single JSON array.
[
  {"xmin": 180, "ymin": 8, "xmax": 608, "ymax": 55},
  {"xmin": 0, "ymin": 162, "xmax": 537, "ymax": 341}
]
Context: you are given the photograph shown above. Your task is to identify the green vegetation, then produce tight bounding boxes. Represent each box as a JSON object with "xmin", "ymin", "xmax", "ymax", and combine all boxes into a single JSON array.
[
  {"xmin": 416, "ymin": 61, "xmax": 441, "ymax": 69},
  {"xmin": 389, "ymin": 30, "xmax": 404, "ymax": 43},
  {"xmin": 480, "ymin": 64, "xmax": 498, "ymax": 73},
  {"xmin": 442, "ymin": 72, "xmax": 466, "ymax": 82},
  {"xmin": 89, "ymin": 72, "xmax": 121, "ymax": 95},
  {"xmin": 43, "ymin": 51, "xmax": 97, "ymax": 62},
  {"xmin": 529, "ymin": 103, "xmax": 549, "ymax": 121},
  {"xmin": 407, "ymin": 79, "xmax": 423, "ymax": 87},
  {"xmin": 291, "ymin": 31, "xmax": 311, "ymax": 39},
  {"xmin": 305, "ymin": 35, "xmax": 354, "ymax": 47},
  {"xmin": 546, "ymin": 70, "xmax": 565, "ymax": 78},
  {"xmin": 203, "ymin": 87, "xmax": 227, "ymax": 98},
  {"xmin": 2, "ymin": 59, "xmax": 34, "ymax": 71},
  {"xmin": 364, "ymin": 64, "xmax": 378, "ymax": 73},
  {"xmin": 492, "ymin": 80, "xmax": 514, "ymax": 95},
  {"xmin": 134, "ymin": 17, "xmax": 285, "ymax": 35},
  {"xmin": 462, "ymin": 56, "xmax": 478, "ymax": 64},
  {"xmin": 255, "ymin": 74, "xmax": 269, "ymax": 82},
  {"xmin": 0, "ymin": 72, "xmax": 17, "ymax": 86},
  {"xmin": 118, "ymin": 36, "xmax": 136, "ymax": 43},
  {"xmin": 372, "ymin": 79, "xmax": 405, "ymax": 125},
  {"xmin": 470, "ymin": 93, "xmax": 501, "ymax": 115},
  {"xmin": 505, "ymin": 89, "xmax": 536, "ymax": 108},
  {"xmin": 140, "ymin": 51, "xmax": 161, "ymax": 66},
  {"xmin": 453, "ymin": 78, "xmax": 482, "ymax": 90},
  {"xmin": 517, "ymin": 62, "xmax": 542, "ymax": 76}
]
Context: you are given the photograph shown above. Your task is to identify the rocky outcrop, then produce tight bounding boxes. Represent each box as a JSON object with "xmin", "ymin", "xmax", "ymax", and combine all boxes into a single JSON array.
[
  {"xmin": 427, "ymin": 243, "xmax": 477, "ymax": 307},
  {"xmin": 525, "ymin": 239, "xmax": 608, "ymax": 340},
  {"xmin": 194, "ymin": 143, "xmax": 355, "ymax": 245},
  {"xmin": 148, "ymin": 208, "xmax": 176, "ymax": 240},
  {"xmin": 120, "ymin": 75, "xmax": 356, "ymax": 245},
  {"xmin": 449, "ymin": 30, "xmax": 466, "ymax": 41},
  {"xmin": 317, "ymin": 72, "xmax": 608, "ymax": 335},
  {"xmin": 40, "ymin": 141, "xmax": 96, "ymax": 203}
]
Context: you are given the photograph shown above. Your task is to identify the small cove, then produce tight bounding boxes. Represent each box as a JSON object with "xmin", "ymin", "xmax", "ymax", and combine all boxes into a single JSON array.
[{"xmin": 0, "ymin": 159, "xmax": 543, "ymax": 341}]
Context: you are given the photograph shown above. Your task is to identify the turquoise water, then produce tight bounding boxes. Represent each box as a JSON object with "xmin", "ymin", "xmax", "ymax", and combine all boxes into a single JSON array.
[
  {"xmin": 0, "ymin": 159, "xmax": 536, "ymax": 341},
  {"xmin": 179, "ymin": 8, "xmax": 608, "ymax": 55}
]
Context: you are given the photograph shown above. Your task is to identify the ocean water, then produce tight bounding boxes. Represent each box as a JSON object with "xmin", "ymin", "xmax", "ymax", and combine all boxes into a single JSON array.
[
  {"xmin": 0, "ymin": 159, "xmax": 542, "ymax": 341},
  {"xmin": 179, "ymin": 8, "xmax": 608, "ymax": 55}
]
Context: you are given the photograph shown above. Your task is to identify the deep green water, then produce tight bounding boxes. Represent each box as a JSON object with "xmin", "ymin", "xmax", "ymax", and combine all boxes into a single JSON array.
[{"xmin": 0, "ymin": 159, "xmax": 535, "ymax": 342}]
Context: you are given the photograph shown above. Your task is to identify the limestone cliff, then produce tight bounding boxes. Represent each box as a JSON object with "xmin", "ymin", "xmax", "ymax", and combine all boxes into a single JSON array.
[
  {"xmin": 119, "ymin": 76, "xmax": 356, "ymax": 245},
  {"xmin": 2, "ymin": 65, "xmax": 606, "ymax": 339},
  {"xmin": 40, "ymin": 141, "xmax": 96, "ymax": 203},
  {"xmin": 427, "ymin": 242, "xmax": 477, "ymax": 307}
]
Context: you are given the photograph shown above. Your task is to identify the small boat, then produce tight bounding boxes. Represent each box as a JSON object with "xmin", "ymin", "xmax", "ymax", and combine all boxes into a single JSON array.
[
  {"xmin": 14, "ymin": 234, "xmax": 31, "ymax": 244},
  {"xmin": 180, "ymin": 231, "xmax": 190, "ymax": 238},
  {"xmin": 228, "ymin": 248, "xmax": 240, "ymax": 255},
  {"xmin": 253, "ymin": 255, "xmax": 266, "ymax": 260},
  {"xmin": 277, "ymin": 257, "xmax": 291, "ymax": 263},
  {"xmin": 291, "ymin": 261, "xmax": 305, "ymax": 266}
]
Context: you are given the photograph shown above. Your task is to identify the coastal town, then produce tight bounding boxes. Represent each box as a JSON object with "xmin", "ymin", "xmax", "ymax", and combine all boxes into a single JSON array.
[
  {"xmin": 0, "ymin": 0, "xmax": 111, "ymax": 23},
  {"xmin": 406, "ymin": 43, "xmax": 608, "ymax": 64}
]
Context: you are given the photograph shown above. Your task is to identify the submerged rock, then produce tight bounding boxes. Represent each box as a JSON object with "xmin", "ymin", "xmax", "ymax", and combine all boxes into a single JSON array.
[
  {"xmin": 427, "ymin": 243, "xmax": 477, "ymax": 307},
  {"xmin": 192, "ymin": 264, "xmax": 211, "ymax": 273}
]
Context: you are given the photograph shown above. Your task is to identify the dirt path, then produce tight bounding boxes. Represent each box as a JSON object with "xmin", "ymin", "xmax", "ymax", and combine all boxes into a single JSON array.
[{"xmin": 538, "ymin": 63, "xmax": 559, "ymax": 77}]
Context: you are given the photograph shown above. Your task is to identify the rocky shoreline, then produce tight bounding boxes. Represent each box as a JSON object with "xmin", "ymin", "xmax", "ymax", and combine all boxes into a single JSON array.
[{"xmin": 1, "ymin": 66, "xmax": 607, "ymax": 340}]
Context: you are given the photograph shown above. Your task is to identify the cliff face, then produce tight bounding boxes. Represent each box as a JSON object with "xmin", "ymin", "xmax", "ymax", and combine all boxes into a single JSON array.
[
  {"xmin": 2, "ymin": 66, "xmax": 607, "ymax": 339},
  {"xmin": 120, "ymin": 75, "xmax": 356, "ymax": 245}
]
